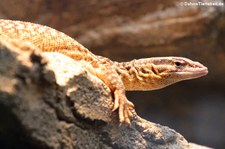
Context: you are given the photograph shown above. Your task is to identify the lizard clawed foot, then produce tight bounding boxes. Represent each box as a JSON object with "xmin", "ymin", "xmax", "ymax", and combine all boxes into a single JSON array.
[{"xmin": 112, "ymin": 90, "xmax": 134, "ymax": 124}]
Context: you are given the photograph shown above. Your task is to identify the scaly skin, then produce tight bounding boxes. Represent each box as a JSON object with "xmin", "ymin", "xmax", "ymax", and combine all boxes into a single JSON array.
[{"xmin": 0, "ymin": 19, "xmax": 208, "ymax": 124}]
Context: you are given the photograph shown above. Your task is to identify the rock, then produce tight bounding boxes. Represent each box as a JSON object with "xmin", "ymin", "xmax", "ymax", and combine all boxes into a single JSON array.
[{"xmin": 0, "ymin": 39, "xmax": 212, "ymax": 149}]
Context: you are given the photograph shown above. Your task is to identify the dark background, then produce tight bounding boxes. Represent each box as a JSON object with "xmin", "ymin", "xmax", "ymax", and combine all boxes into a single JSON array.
[{"xmin": 0, "ymin": 0, "xmax": 224, "ymax": 148}]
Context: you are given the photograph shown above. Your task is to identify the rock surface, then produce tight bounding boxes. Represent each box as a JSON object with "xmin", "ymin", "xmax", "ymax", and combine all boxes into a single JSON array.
[{"xmin": 0, "ymin": 40, "xmax": 212, "ymax": 149}]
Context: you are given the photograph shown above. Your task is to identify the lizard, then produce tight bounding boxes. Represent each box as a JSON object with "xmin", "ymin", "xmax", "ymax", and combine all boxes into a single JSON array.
[{"xmin": 0, "ymin": 19, "xmax": 208, "ymax": 124}]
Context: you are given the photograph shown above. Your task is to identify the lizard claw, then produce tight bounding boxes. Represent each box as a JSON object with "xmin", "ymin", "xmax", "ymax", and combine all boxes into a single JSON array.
[
  {"xmin": 113, "ymin": 90, "xmax": 134, "ymax": 124},
  {"xmin": 112, "ymin": 95, "xmax": 119, "ymax": 111},
  {"xmin": 119, "ymin": 98, "xmax": 134, "ymax": 125}
]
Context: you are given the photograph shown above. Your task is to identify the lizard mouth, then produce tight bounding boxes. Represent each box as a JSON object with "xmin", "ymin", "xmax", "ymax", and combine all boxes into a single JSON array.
[
  {"xmin": 176, "ymin": 66, "xmax": 208, "ymax": 80},
  {"xmin": 190, "ymin": 67, "xmax": 208, "ymax": 78}
]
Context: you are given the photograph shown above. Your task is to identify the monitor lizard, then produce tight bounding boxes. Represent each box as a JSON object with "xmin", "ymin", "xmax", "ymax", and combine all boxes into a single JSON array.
[{"xmin": 0, "ymin": 19, "xmax": 208, "ymax": 124}]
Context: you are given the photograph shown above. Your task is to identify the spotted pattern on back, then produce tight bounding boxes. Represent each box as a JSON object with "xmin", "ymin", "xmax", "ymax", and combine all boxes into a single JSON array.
[{"xmin": 0, "ymin": 19, "xmax": 95, "ymax": 61}]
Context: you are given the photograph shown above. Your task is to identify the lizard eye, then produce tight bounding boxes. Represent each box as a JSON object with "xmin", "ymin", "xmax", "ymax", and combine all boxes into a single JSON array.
[{"xmin": 175, "ymin": 61, "xmax": 182, "ymax": 67}]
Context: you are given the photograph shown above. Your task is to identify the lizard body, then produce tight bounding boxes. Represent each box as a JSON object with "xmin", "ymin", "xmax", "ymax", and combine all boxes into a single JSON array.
[{"xmin": 0, "ymin": 19, "xmax": 208, "ymax": 124}]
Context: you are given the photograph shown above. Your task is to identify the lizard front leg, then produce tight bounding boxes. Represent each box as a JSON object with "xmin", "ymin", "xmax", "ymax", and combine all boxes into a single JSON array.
[
  {"xmin": 94, "ymin": 64, "xmax": 134, "ymax": 124},
  {"xmin": 113, "ymin": 87, "xmax": 134, "ymax": 124}
]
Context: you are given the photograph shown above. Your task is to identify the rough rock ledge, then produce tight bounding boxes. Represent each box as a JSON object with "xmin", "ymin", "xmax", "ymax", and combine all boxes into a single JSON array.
[{"xmin": 0, "ymin": 39, "xmax": 212, "ymax": 149}]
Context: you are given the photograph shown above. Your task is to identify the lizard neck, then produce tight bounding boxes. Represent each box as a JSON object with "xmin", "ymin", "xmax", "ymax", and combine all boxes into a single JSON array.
[{"xmin": 112, "ymin": 60, "xmax": 162, "ymax": 91}]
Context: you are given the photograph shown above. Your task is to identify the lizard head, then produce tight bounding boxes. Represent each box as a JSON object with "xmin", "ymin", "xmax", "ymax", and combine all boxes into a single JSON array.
[{"xmin": 116, "ymin": 57, "xmax": 208, "ymax": 90}]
